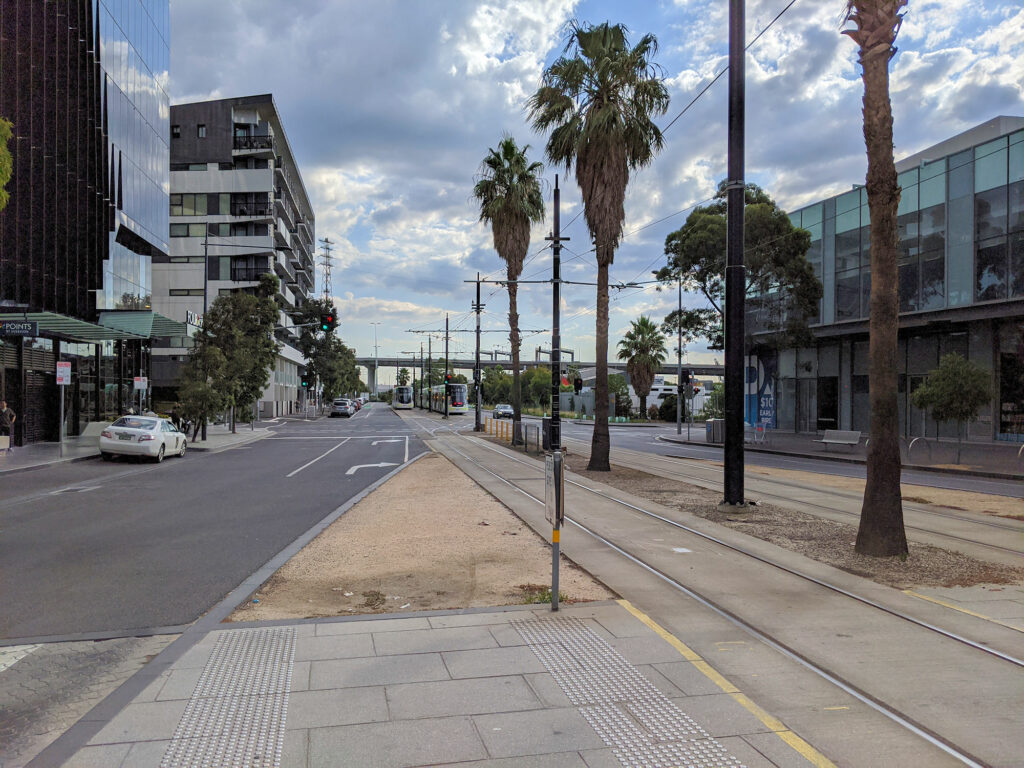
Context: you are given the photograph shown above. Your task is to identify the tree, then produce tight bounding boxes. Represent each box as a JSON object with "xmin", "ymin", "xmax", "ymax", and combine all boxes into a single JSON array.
[
  {"xmin": 0, "ymin": 117, "xmax": 12, "ymax": 212},
  {"xmin": 655, "ymin": 183, "xmax": 821, "ymax": 350},
  {"xmin": 473, "ymin": 135, "xmax": 545, "ymax": 445},
  {"xmin": 910, "ymin": 353, "xmax": 992, "ymax": 464},
  {"xmin": 177, "ymin": 342, "xmax": 226, "ymax": 442},
  {"xmin": 197, "ymin": 274, "xmax": 280, "ymax": 432},
  {"xmin": 528, "ymin": 21, "xmax": 670, "ymax": 470},
  {"xmin": 397, "ymin": 368, "xmax": 410, "ymax": 386},
  {"xmin": 616, "ymin": 316, "xmax": 667, "ymax": 419},
  {"xmin": 482, "ymin": 365, "xmax": 511, "ymax": 404},
  {"xmin": 845, "ymin": 0, "xmax": 909, "ymax": 557},
  {"xmin": 608, "ymin": 373, "xmax": 630, "ymax": 417},
  {"xmin": 292, "ymin": 296, "xmax": 360, "ymax": 401}
]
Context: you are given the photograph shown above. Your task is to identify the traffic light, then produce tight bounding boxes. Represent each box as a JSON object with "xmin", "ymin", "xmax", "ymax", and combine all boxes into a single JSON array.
[
  {"xmin": 301, "ymin": 377, "xmax": 309, "ymax": 388},
  {"xmin": 692, "ymin": 385, "xmax": 700, "ymax": 396},
  {"xmin": 678, "ymin": 370, "xmax": 691, "ymax": 393},
  {"xmin": 444, "ymin": 373, "xmax": 453, "ymax": 385},
  {"xmin": 573, "ymin": 377, "xmax": 583, "ymax": 394},
  {"xmin": 319, "ymin": 312, "xmax": 334, "ymax": 332}
]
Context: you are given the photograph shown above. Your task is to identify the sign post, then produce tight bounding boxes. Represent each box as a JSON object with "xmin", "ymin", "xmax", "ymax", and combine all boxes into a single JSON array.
[
  {"xmin": 133, "ymin": 376, "xmax": 148, "ymax": 414},
  {"xmin": 56, "ymin": 362, "xmax": 72, "ymax": 458}
]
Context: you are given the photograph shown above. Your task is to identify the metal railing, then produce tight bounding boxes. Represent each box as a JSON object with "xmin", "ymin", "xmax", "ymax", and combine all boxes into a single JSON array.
[
  {"xmin": 230, "ymin": 200, "xmax": 271, "ymax": 217},
  {"xmin": 233, "ymin": 135, "xmax": 274, "ymax": 151},
  {"xmin": 230, "ymin": 267, "xmax": 266, "ymax": 282}
]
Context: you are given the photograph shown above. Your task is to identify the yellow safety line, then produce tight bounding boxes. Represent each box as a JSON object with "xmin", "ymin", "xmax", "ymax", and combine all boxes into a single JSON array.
[
  {"xmin": 903, "ymin": 590, "xmax": 1024, "ymax": 633},
  {"xmin": 617, "ymin": 599, "xmax": 837, "ymax": 768}
]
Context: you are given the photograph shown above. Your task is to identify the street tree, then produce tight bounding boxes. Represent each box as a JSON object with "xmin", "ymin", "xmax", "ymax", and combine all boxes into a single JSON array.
[
  {"xmin": 482, "ymin": 365, "xmax": 511, "ymax": 404},
  {"xmin": 910, "ymin": 353, "xmax": 992, "ymax": 464},
  {"xmin": 528, "ymin": 21, "xmax": 670, "ymax": 470},
  {"xmin": 292, "ymin": 296, "xmax": 360, "ymax": 402},
  {"xmin": 177, "ymin": 342, "xmax": 226, "ymax": 442},
  {"xmin": 654, "ymin": 183, "xmax": 820, "ymax": 351},
  {"xmin": 616, "ymin": 316, "xmax": 667, "ymax": 418},
  {"xmin": 608, "ymin": 373, "xmax": 630, "ymax": 417},
  {"xmin": 397, "ymin": 368, "xmax": 410, "ymax": 386},
  {"xmin": 473, "ymin": 135, "xmax": 545, "ymax": 445},
  {"xmin": 845, "ymin": 0, "xmax": 910, "ymax": 557},
  {"xmin": 0, "ymin": 117, "xmax": 12, "ymax": 211}
]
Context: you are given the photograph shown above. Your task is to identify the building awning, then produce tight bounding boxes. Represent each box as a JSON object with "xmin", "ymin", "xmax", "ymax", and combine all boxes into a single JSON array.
[
  {"xmin": 98, "ymin": 311, "xmax": 189, "ymax": 338},
  {"xmin": 0, "ymin": 312, "xmax": 148, "ymax": 343}
]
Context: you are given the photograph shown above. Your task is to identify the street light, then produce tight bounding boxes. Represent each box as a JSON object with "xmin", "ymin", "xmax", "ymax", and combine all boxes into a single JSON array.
[{"xmin": 369, "ymin": 321, "xmax": 382, "ymax": 399}]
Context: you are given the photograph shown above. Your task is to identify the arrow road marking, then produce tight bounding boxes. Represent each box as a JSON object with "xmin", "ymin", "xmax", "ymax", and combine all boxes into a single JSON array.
[
  {"xmin": 371, "ymin": 439, "xmax": 402, "ymax": 445},
  {"xmin": 346, "ymin": 462, "xmax": 399, "ymax": 475}
]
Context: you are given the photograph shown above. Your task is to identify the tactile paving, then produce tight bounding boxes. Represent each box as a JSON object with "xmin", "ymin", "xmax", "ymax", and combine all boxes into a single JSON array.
[
  {"xmin": 514, "ymin": 616, "xmax": 746, "ymax": 768},
  {"xmin": 160, "ymin": 628, "xmax": 295, "ymax": 768}
]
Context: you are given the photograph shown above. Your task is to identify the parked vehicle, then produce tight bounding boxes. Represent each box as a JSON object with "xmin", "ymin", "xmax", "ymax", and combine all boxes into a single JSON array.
[
  {"xmin": 493, "ymin": 403, "xmax": 514, "ymax": 419},
  {"xmin": 330, "ymin": 399, "xmax": 355, "ymax": 418},
  {"xmin": 99, "ymin": 417, "xmax": 187, "ymax": 462}
]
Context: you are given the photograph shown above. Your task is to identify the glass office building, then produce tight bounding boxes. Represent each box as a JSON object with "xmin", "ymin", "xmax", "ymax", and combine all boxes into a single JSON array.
[
  {"xmin": 749, "ymin": 117, "xmax": 1024, "ymax": 443},
  {"xmin": 0, "ymin": 0, "xmax": 172, "ymax": 445}
]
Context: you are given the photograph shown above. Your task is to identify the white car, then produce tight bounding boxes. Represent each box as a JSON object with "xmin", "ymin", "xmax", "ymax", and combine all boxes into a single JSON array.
[{"xmin": 99, "ymin": 416, "xmax": 187, "ymax": 462}]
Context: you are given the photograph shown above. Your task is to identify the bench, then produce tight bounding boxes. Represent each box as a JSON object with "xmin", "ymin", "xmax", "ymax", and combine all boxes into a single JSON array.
[{"xmin": 813, "ymin": 429, "xmax": 861, "ymax": 450}]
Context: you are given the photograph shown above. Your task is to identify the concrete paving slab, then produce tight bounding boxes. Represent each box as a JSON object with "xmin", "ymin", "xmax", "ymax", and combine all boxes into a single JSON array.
[
  {"xmin": 293, "ymin": 631, "xmax": 375, "ymax": 661},
  {"xmin": 450, "ymin": 751, "xmax": 590, "ymax": 767},
  {"xmin": 314, "ymin": 616, "xmax": 431, "ymax": 635},
  {"xmin": 523, "ymin": 672, "xmax": 575, "ymax": 708},
  {"xmin": 954, "ymin": 599, "xmax": 1024, "ymax": 619},
  {"xmin": 670, "ymin": 693, "xmax": 775, "ymax": 738},
  {"xmin": 605, "ymin": 633, "xmax": 694, "ymax": 665},
  {"xmin": 442, "ymin": 645, "xmax": 548, "ymax": 678},
  {"xmin": 286, "ymin": 686, "xmax": 388, "ymax": 729},
  {"xmin": 491, "ymin": 623, "xmax": 532, "ymax": 647},
  {"xmin": 633, "ymin": 663, "xmax": 686, "ymax": 698},
  {"xmin": 86, "ymin": 699, "xmax": 189, "ymax": 745},
  {"xmin": 290, "ymin": 660, "xmax": 311, "ymax": 692},
  {"xmin": 579, "ymin": 748, "xmax": 630, "ymax": 768},
  {"xmin": 716, "ymin": 735, "xmax": 786, "ymax": 768},
  {"xmin": 387, "ymin": 675, "xmax": 541, "ymax": 719},
  {"xmin": 427, "ymin": 608, "xmax": 535, "ymax": 628},
  {"xmin": 372, "ymin": 625, "xmax": 498, "ymax": 655},
  {"xmin": 121, "ymin": 738, "xmax": 171, "ymax": 767},
  {"xmin": 310, "ymin": 652, "xmax": 450, "ymax": 689},
  {"xmin": 652, "ymin": 659, "xmax": 730, "ymax": 696},
  {"xmin": 152, "ymin": 666, "xmax": 203, "ymax": 700},
  {"xmin": 473, "ymin": 707, "xmax": 608, "ymax": 758},
  {"xmin": 307, "ymin": 715, "xmax": 487, "ymax": 767},
  {"xmin": 741, "ymin": 731, "xmax": 824, "ymax": 768},
  {"xmin": 282, "ymin": 729, "xmax": 308, "ymax": 768},
  {"xmin": 60, "ymin": 742, "xmax": 131, "ymax": 767}
]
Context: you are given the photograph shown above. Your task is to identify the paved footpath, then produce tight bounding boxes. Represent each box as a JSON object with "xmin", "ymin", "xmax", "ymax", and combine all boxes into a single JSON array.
[{"xmin": 53, "ymin": 602, "xmax": 829, "ymax": 768}]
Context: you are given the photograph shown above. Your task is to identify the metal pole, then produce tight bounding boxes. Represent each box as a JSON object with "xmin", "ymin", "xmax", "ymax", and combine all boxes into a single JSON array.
[
  {"xmin": 474, "ymin": 273, "xmax": 483, "ymax": 431},
  {"xmin": 548, "ymin": 175, "xmax": 567, "ymax": 612},
  {"xmin": 59, "ymin": 383, "xmax": 64, "ymax": 458},
  {"xmin": 201, "ymin": 229, "xmax": 208, "ymax": 441},
  {"xmin": 427, "ymin": 336, "xmax": 432, "ymax": 412},
  {"xmin": 676, "ymin": 269, "xmax": 682, "ymax": 436},
  {"xmin": 444, "ymin": 314, "xmax": 449, "ymax": 420},
  {"xmin": 724, "ymin": 0, "xmax": 746, "ymax": 505}
]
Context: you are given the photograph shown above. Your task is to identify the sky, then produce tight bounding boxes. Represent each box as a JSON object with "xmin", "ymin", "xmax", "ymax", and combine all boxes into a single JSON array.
[{"xmin": 168, "ymin": 0, "xmax": 1024, "ymax": 384}]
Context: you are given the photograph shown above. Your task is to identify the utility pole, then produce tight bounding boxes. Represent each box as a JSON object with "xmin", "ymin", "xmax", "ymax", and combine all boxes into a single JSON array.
[
  {"xmin": 724, "ymin": 0, "xmax": 746, "ymax": 505},
  {"xmin": 545, "ymin": 174, "xmax": 569, "ymax": 611},
  {"xmin": 444, "ymin": 314, "xmax": 450, "ymax": 420},
  {"xmin": 201, "ymin": 228, "xmax": 209, "ymax": 441},
  {"xmin": 473, "ymin": 273, "xmax": 484, "ymax": 431},
  {"xmin": 427, "ymin": 335, "xmax": 432, "ymax": 412}
]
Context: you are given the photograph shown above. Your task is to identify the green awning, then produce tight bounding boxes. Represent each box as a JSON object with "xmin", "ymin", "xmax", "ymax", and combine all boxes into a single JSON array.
[
  {"xmin": 0, "ymin": 312, "xmax": 147, "ymax": 343},
  {"xmin": 98, "ymin": 311, "xmax": 189, "ymax": 338}
]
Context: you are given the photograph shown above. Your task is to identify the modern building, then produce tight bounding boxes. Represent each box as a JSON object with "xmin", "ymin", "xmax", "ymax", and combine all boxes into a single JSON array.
[
  {"xmin": 747, "ymin": 116, "xmax": 1024, "ymax": 443},
  {"xmin": 151, "ymin": 95, "xmax": 316, "ymax": 417},
  {"xmin": 0, "ymin": 0, "xmax": 175, "ymax": 445}
]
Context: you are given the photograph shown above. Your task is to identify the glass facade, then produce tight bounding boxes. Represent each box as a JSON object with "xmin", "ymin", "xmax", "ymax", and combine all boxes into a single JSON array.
[{"xmin": 97, "ymin": 0, "xmax": 171, "ymax": 311}]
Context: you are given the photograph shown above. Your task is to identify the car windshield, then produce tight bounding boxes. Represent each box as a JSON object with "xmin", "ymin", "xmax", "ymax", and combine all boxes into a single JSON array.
[{"xmin": 111, "ymin": 417, "xmax": 158, "ymax": 430}]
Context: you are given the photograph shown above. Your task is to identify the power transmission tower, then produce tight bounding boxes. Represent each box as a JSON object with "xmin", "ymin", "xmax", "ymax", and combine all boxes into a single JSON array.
[{"xmin": 318, "ymin": 237, "xmax": 334, "ymax": 302}]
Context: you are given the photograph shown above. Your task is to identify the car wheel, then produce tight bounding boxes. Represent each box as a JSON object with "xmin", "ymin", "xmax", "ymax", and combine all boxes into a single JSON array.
[
  {"xmin": 179, "ymin": 440, "xmax": 187, "ymax": 457},
  {"xmin": 155, "ymin": 444, "xmax": 165, "ymax": 463},
  {"xmin": 101, "ymin": 452, "xmax": 113, "ymax": 462}
]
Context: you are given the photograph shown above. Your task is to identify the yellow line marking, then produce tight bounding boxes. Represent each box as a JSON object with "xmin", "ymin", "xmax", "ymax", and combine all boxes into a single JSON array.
[
  {"xmin": 903, "ymin": 590, "xmax": 1024, "ymax": 633},
  {"xmin": 617, "ymin": 599, "xmax": 837, "ymax": 768},
  {"xmin": 824, "ymin": 706, "xmax": 850, "ymax": 711}
]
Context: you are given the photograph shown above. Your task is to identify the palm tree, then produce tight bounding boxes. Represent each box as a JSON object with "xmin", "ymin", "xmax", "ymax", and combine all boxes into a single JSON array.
[
  {"xmin": 528, "ymin": 21, "xmax": 669, "ymax": 470},
  {"xmin": 617, "ymin": 316, "xmax": 667, "ymax": 418},
  {"xmin": 844, "ymin": 0, "xmax": 909, "ymax": 557},
  {"xmin": 397, "ymin": 368, "xmax": 410, "ymax": 386},
  {"xmin": 473, "ymin": 135, "xmax": 545, "ymax": 444}
]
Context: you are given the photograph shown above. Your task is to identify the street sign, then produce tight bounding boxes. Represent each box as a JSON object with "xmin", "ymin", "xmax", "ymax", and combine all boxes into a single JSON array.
[
  {"xmin": 133, "ymin": 376, "xmax": 148, "ymax": 391},
  {"xmin": 0, "ymin": 320, "xmax": 38, "ymax": 336},
  {"xmin": 56, "ymin": 362, "xmax": 72, "ymax": 386}
]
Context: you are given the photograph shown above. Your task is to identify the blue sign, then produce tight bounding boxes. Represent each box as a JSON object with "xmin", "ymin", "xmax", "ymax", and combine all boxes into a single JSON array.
[{"xmin": 0, "ymin": 320, "xmax": 38, "ymax": 336}]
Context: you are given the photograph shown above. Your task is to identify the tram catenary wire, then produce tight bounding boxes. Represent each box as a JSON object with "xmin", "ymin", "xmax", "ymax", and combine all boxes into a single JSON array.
[{"xmin": 432, "ymin": 431, "xmax": 995, "ymax": 768}]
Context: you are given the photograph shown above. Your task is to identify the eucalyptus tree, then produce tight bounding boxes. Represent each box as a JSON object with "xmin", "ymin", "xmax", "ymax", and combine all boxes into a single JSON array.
[
  {"xmin": 473, "ymin": 135, "xmax": 545, "ymax": 444},
  {"xmin": 528, "ymin": 21, "xmax": 669, "ymax": 470},
  {"xmin": 617, "ymin": 316, "xmax": 667, "ymax": 418},
  {"xmin": 844, "ymin": 0, "xmax": 909, "ymax": 557}
]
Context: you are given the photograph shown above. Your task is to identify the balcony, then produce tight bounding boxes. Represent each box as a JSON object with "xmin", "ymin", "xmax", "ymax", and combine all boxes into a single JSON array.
[
  {"xmin": 233, "ymin": 134, "xmax": 275, "ymax": 153},
  {"xmin": 274, "ymin": 218, "xmax": 292, "ymax": 250},
  {"xmin": 230, "ymin": 266, "xmax": 266, "ymax": 282},
  {"xmin": 231, "ymin": 200, "xmax": 272, "ymax": 217},
  {"xmin": 274, "ymin": 250, "xmax": 296, "ymax": 283}
]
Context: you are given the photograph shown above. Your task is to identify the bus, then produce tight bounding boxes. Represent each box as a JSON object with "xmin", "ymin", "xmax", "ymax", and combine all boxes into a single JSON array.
[{"xmin": 392, "ymin": 385, "xmax": 413, "ymax": 410}]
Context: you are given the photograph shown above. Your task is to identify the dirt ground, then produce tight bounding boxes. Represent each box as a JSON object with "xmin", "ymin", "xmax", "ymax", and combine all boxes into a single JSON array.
[
  {"xmin": 561, "ymin": 452, "xmax": 1024, "ymax": 590},
  {"xmin": 229, "ymin": 453, "xmax": 614, "ymax": 622}
]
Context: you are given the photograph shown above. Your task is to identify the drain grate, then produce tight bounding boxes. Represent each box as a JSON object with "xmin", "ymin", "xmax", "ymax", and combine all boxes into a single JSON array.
[
  {"xmin": 160, "ymin": 627, "xmax": 295, "ymax": 768},
  {"xmin": 514, "ymin": 616, "xmax": 746, "ymax": 768}
]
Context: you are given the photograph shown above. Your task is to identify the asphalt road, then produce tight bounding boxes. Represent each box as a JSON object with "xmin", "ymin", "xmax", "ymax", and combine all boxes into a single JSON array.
[{"xmin": 0, "ymin": 404, "xmax": 425, "ymax": 641}]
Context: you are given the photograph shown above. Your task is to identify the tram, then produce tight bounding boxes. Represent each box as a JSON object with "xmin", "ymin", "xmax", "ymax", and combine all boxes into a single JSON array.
[
  {"xmin": 392, "ymin": 385, "xmax": 413, "ymax": 410},
  {"xmin": 421, "ymin": 383, "xmax": 469, "ymax": 414}
]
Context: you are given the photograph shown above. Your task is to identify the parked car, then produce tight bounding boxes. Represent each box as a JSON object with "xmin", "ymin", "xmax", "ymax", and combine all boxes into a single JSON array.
[
  {"xmin": 493, "ymin": 404, "xmax": 514, "ymax": 419},
  {"xmin": 330, "ymin": 399, "xmax": 355, "ymax": 418},
  {"xmin": 99, "ymin": 416, "xmax": 187, "ymax": 462}
]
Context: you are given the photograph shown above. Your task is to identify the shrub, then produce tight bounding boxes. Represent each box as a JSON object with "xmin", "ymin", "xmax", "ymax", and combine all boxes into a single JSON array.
[
  {"xmin": 647, "ymin": 404, "xmax": 660, "ymax": 421},
  {"xmin": 658, "ymin": 394, "xmax": 677, "ymax": 422}
]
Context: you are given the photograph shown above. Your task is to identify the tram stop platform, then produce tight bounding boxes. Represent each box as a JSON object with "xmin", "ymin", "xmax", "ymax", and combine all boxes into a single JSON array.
[{"xmin": 51, "ymin": 601, "xmax": 828, "ymax": 768}]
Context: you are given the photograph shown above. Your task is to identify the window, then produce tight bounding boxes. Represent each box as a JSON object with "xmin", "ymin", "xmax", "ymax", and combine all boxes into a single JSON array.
[
  {"xmin": 218, "ymin": 162, "xmax": 234, "ymax": 170},
  {"xmin": 920, "ymin": 253, "xmax": 945, "ymax": 310},
  {"xmin": 170, "ymin": 194, "xmax": 182, "ymax": 216},
  {"xmin": 1011, "ymin": 232, "xmax": 1024, "ymax": 298},
  {"xmin": 976, "ymin": 236, "xmax": 1008, "ymax": 301},
  {"xmin": 188, "ymin": 223, "xmax": 206, "ymax": 238},
  {"xmin": 208, "ymin": 223, "xmax": 230, "ymax": 237},
  {"xmin": 197, "ymin": 124, "xmax": 206, "ymax": 138},
  {"xmin": 188, "ymin": 163, "xmax": 207, "ymax": 171},
  {"xmin": 171, "ymin": 193, "xmax": 207, "ymax": 216},
  {"xmin": 170, "ymin": 256, "xmax": 204, "ymax": 263},
  {"xmin": 976, "ymin": 187, "xmax": 1007, "ymax": 239},
  {"xmin": 170, "ymin": 223, "xmax": 188, "ymax": 237},
  {"xmin": 169, "ymin": 289, "xmax": 204, "ymax": 296},
  {"xmin": 171, "ymin": 125, "xmax": 180, "ymax": 139}
]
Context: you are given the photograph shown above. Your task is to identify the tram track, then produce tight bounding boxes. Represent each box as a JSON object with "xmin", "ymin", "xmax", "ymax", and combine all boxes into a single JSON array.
[{"xmin": 432, "ymin": 432, "xmax": 1020, "ymax": 767}]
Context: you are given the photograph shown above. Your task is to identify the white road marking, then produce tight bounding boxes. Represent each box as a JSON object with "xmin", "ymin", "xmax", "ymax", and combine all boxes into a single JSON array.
[
  {"xmin": 0, "ymin": 644, "xmax": 39, "ymax": 673},
  {"xmin": 286, "ymin": 439, "xmax": 350, "ymax": 477},
  {"xmin": 672, "ymin": 547, "xmax": 693, "ymax": 553},
  {"xmin": 404, "ymin": 435, "xmax": 409, "ymax": 463},
  {"xmin": 371, "ymin": 439, "xmax": 402, "ymax": 446},
  {"xmin": 345, "ymin": 462, "xmax": 399, "ymax": 475},
  {"xmin": 268, "ymin": 435, "xmax": 411, "ymax": 440}
]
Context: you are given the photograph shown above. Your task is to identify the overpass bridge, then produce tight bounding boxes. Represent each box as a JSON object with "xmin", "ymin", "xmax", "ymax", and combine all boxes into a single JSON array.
[{"xmin": 354, "ymin": 355, "xmax": 723, "ymax": 391}]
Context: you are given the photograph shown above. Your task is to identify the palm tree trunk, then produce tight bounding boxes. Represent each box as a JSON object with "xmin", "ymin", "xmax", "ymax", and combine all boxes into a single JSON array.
[
  {"xmin": 509, "ymin": 283, "xmax": 523, "ymax": 445},
  {"xmin": 640, "ymin": 395, "xmax": 647, "ymax": 419},
  {"xmin": 855, "ymin": 40, "xmax": 908, "ymax": 557},
  {"xmin": 588, "ymin": 261, "xmax": 611, "ymax": 470}
]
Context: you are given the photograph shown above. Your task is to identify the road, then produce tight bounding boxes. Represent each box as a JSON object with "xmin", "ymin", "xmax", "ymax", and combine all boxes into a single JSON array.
[{"xmin": 0, "ymin": 404, "xmax": 425, "ymax": 642}]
